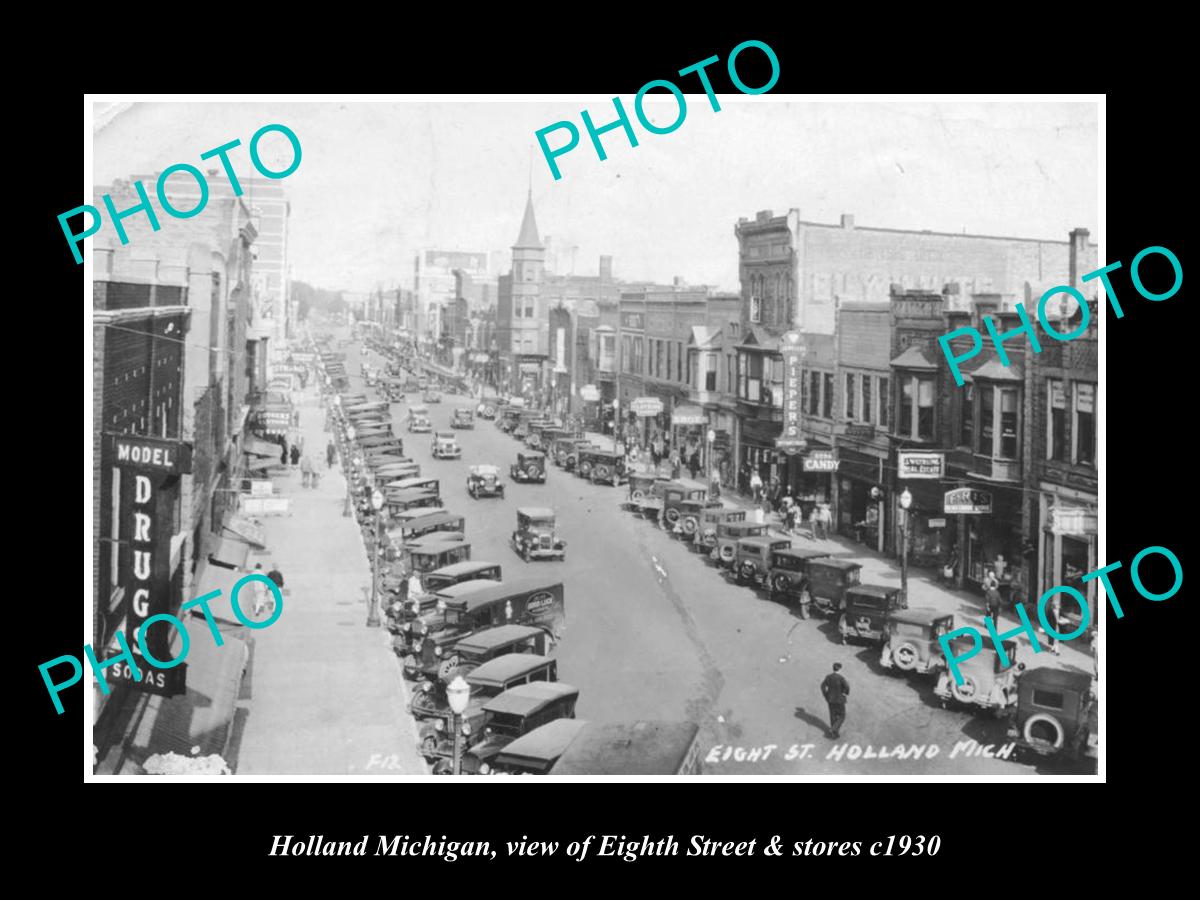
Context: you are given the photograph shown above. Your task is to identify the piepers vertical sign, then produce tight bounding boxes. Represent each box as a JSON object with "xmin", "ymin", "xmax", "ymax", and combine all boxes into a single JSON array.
[
  {"xmin": 776, "ymin": 331, "xmax": 806, "ymax": 455},
  {"xmin": 109, "ymin": 434, "xmax": 192, "ymax": 696}
]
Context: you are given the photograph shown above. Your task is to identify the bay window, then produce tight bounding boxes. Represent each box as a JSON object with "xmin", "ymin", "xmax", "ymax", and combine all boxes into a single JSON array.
[{"xmin": 898, "ymin": 373, "xmax": 936, "ymax": 440}]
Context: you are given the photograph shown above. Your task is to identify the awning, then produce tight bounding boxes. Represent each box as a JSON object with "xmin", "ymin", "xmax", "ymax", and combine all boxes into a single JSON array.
[
  {"xmin": 95, "ymin": 618, "xmax": 249, "ymax": 774},
  {"xmin": 224, "ymin": 514, "xmax": 266, "ymax": 549},
  {"xmin": 208, "ymin": 536, "xmax": 253, "ymax": 570},
  {"xmin": 244, "ymin": 438, "xmax": 278, "ymax": 458}
]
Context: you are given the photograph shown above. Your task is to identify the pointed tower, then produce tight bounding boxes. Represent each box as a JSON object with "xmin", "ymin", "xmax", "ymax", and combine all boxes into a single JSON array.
[{"xmin": 510, "ymin": 189, "xmax": 546, "ymax": 365}]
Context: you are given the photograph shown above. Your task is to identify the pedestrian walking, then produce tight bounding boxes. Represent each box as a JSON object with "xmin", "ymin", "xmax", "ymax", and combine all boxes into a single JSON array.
[
  {"xmin": 250, "ymin": 563, "xmax": 270, "ymax": 618},
  {"xmin": 819, "ymin": 504, "xmax": 833, "ymax": 540},
  {"xmin": 788, "ymin": 501, "xmax": 802, "ymax": 535},
  {"xmin": 290, "ymin": 444, "xmax": 301, "ymax": 467},
  {"xmin": 266, "ymin": 562, "xmax": 285, "ymax": 591},
  {"xmin": 326, "ymin": 440, "xmax": 337, "ymax": 469},
  {"xmin": 688, "ymin": 451, "xmax": 701, "ymax": 481},
  {"xmin": 279, "ymin": 440, "xmax": 288, "ymax": 467},
  {"xmin": 749, "ymin": 469, "xmax": 763, "ymax": 502},
  {"xmin": 983, "ymin": 569, "xmax": 1003, "ymax": 622},
  {"xmin": 300, "ymin": 454, "xmax": 314, "ymax": 488},
  {"xmin": 669, "ymin": 450, "xmax": 682, "ymax": 480},
  {"xmin": 820, "ymin": 662, "xmax": 851, "ymax": 739}
]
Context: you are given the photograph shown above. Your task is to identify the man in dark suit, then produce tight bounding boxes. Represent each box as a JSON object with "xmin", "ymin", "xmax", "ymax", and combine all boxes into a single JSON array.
[{"xmin": 821, "ymin": 662, "xmax": 851, "ymax": 739}]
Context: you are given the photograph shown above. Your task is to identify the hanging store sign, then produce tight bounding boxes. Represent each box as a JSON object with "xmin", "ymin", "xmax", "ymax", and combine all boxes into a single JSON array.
[
  {"xmin": 1051, "ymin": 504, "xmax": 1097, "ymax": 536},
  {"xmin": 114, "ymin": 467, "xmax": 174, "ymax": 678},
  {"xmin": 631, "ymin": 396, "xmax": 664, "ymax": 416},
  {"xmin": 898, "ymin": 451, "xmax": 946, "ymax": 480},
  {"xmin": 108, "ymin": 434, "xmax": 192, "ymax": 475},
  {"xmin": 944, "ymin": 488, "xmax": 992, "ymax": 515},
  {"xmin": 777, "ymin": 331, "xmax": 806, "ymax": 454},
  {"xmin": 580, "ymin": 385, "xmax": 600, "ymax": 402},
  {"xmin": 802, "ymin": 449, "xmax": 839, "ymax": 472},
  {"xmin": 672, "ymin": 406, "xmax": 707, "ymax": 426}
]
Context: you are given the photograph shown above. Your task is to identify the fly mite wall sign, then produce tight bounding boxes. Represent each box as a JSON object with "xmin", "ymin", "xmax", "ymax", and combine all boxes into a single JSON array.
[
  {"xmin": 944, "ymin": 487, "xmax": 993, "ymax": 515},
  {"xmin": 776, "ymin": 331, "xmax": 807, "ymax": 455},
  {"xmin": 108, "ymin": 433, "xmax": 192, "ymax": 697}
]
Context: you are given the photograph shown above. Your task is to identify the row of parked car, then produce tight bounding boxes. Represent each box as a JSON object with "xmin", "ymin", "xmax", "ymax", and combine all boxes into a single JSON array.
[
  {"xmin": 493, "ymin": 403, "xmax": 630, "ymax": 488},
  {"xmin": 328, "ymin": 348, "xmax": 704, "ymax": 775},
  {"xmin": 618, "ymin": 472, "xmax": 1098, "ymax": 772}
]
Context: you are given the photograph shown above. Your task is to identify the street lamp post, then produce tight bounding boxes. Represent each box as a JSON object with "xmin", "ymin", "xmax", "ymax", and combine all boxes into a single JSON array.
[
  {"xmin": 342, "ymin": 424, "xmax": 357, "ymax": 517},
  {"xmin": 446, "ymin": 675, "xmax": 471, "ymax": 776},
  {"xmin": 367, "ymin": 490, "xmax": 385, "ymax": 627},
  {"xmin": 899, "ymin": 488, "xmax": 913, "ymax": 604},
  {"xmin": 706, "ymin": 428, "xmax": 716, "ymax": 498}
]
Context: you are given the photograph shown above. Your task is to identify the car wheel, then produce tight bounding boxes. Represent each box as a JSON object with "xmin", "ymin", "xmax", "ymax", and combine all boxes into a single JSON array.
[
  {"xmin": 665, "ymin": 508, "xmax": 681, "ymax": 526},
  {"xmin": 420, "ymin": 734, "xmax": 438, "ymax": 760},
  {"xmin": 739, "ymin": 561, "xmax": 756, "ymax": 583},
  {"xmin": 526, "ymin": 465, "xmax": 540, "ymax": 480},
  {"xmin": 682, "ymin": 517, "xmax": 699, "ymax": 536},
  {"xmin": 950, "ymin": 676, "xmax": 980, "ymax": 705},
  {"xmin": 892, "ymin": 641, "xmax": 921, "ymax": 671},
  {"xmin": 771, "ymin": 573, "xmax": 791, "ymax": 595}
]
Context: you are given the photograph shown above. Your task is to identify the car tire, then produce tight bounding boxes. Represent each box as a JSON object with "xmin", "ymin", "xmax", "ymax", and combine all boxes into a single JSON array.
[
  {"xmin": 526, "ymin": 465, "xmax": 540, "ymax": 480},
  {"xmin": 739, "ymin": 561, "xmax": 756, "ymax": 583},
  {"xmin": 665, "ymin": 508, "xmax": 681, "ymax": 526},
  {"xmin": 892, "ymin": 641, "xmax": 920, "ymax": 671},
  {"xmin": 631, "ymin": 489, "xmax": 646, "ymax": 503},
  {"xmin": 682, "ymin": 517, "xmax": 699, "ymax": 536},
  {"xmin": 950, "ymin": 676, "xmax": 979, "ymax": 704},
  {"xmin": 718, "ymin": 545, "xmax": 735, "ymax": 565},
  {"xmin": 1023, "ymin": 713, "xmax": 1065, "ymax": 749},
  {"xmin": 771, "ymin": 573, "xmax": 791, "ymax": 595}
]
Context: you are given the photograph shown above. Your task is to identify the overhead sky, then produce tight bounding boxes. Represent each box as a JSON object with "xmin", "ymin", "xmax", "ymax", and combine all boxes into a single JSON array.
[{"xmin": 92, "ymin": 99, "xmax": 1098, "ymax": 294}]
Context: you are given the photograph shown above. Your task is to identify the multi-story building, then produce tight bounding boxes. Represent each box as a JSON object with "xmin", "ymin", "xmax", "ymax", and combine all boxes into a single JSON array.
[
  {"xmin": 91, "ymin": 176, "xmax": 262, "ymax": 767},
  {"xmin": 414, "ymin": 248, "xmax": 490, "ymax": 347}
]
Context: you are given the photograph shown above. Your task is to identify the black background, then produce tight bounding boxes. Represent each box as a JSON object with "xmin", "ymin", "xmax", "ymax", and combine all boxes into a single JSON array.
[{"xmin": 27, "ymin": 20, "xmax": 1188, "ymax": 883}]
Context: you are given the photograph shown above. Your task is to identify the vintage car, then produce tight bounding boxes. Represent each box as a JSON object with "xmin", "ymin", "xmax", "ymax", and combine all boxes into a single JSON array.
[
  {"xmin": 407, "ymin": 404, "xmax": 432, "ymax": 433},
  {"xmin": 880, "ymin": 608, "xmax": 955, "ymax": 675},
  {"xmin": 384, "ymin": 560, "xmax": 498, "ymax": 633},
  {"xmin": 805, "ymin": 557, "xmax": 864, "ymax": 617},
  {"xmin": 394, "ymin": 578, "xmax": 500, "ymax": 660},
  {"xmin": 549, "ymin": 721, "xmax": 703, "ymax": 775},
  {"xmin": 710, "ymin": 521, "xmax": 769, "ymax": 567},
  {"xmin": 659, "ymin": 485, "xmax": 722, "ymax": 535},
  {"xmin": 467, "ymin": 464, "xmax": 505, "ymax": 499},
  {"xmin": 476, "ymin": 401, "xmax": 498, "ymax": 420},
  {"xmin": 385, "ymin": 511, "xmax": 465, "ymax": 553},
  {"xmin": 837, "ymin": 584, "xmax": 908, "ymax": 645},
  {"xmin": 497, "ymin": 407, "xmax": 523, "ymax": 433},
  {"xmin": 361, "ymin": 442, "xmax": 406, "ymax": 460},
  {"xmin": 576, "ymin": 448, "xmax": 627, "ymax": 486},
  {"xmin": 510, "ymin": 451, "xmax": 546, "ymax": 484},
  {"xmin": 402, "ymin": 577, "xmax": 566, "ymax": 677},
  {"xmin": 404, "ymin": 535, "xmax": 470, "ymax": 574},
  {"xmin": 765, "ymin": 548, "xmax": 831, "ymax": 611},
  {"xmin": 373, "ymin": 462, "xmax": 421, "ymax": 481},
  {"xmin": 694, "ymin": 508, "xmax": 747, "ymax": 554},
  {"xmin": 934, "ymin": 636, "xmax": 1020, "ymax": 714},
  {"xmin": 451, "ymin": 408, "xmax": 475, "ymax": 429},
  {"xmin": 491, "ymin": 718, "xmax": 591, "ymax": 775},
  {"xmin": 430, "ymin": 682, "xmax": 581, "ymax": 775},
  {"xmin": 731, "ymin": 536, "xmax": 794, "ymax": 585},
  {"xmin": 1006, "ymin": 667, "xmax": 1096, "ymax": 770},
  {"xmin": 511, "ymin": 507, "xmax": 566, "ymax": 561},
  {"xmin": 412, "ymin": 652, "xmax": 560, "ymax": 756},
  {"xmin": 512, "ymin": 412, "xmax": 550, "ymax": 441},
  {"xmin": 384, "ymin": 488, "xmax": 440, "ymax": 514},
  {"xmin": 557, "ymin": 439, "xmax": 597, "ymax": 470},
  {"xmin": 431, "ymin": 431, "xmax": 462, "ymax": 459},
  {"xmin": 422, "ymin": 389, "xmax": 442, "ymax": 404},
  {"xmin": 407, "ymin": 621, "xmax": 551, "ymax": 685},
  {"xmin": 384, "ymin": 475, "xmax": 440, "ymax": 498},
  {"xmin": 532, "ymin": 427, "xmax": 573, "ymax": 454},
  {"xmin": 626, "ymin": 473, "xmax": 670, "ymax": 513}
]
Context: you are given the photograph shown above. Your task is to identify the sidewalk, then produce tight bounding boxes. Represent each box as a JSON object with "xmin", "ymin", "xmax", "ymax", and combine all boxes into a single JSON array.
[{"xmin": 233, "ymin": 379, "xmax": 428, "ymax": 775}]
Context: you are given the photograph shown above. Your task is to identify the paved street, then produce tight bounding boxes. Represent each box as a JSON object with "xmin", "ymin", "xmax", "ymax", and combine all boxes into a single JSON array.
[
  {"xmin": 354, "ymin": 341, "xmax": 1094, "ymax": 776},
  {"xmin": 232, "ymin": 375, "xmax": 428, "ymax": 776}
]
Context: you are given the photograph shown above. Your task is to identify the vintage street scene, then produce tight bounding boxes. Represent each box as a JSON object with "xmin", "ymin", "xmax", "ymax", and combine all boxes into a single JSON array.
[{"xmin": 89, "ymin": 100, "xmax": 1099, "ymax": 776}]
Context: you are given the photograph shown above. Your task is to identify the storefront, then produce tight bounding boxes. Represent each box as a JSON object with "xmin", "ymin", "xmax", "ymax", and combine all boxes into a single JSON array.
[
  {"xmin": 835, "ymin": 446, "xmax": 887, "ymax": 548},
  {"xmin": 947, "ymin": 482, "xmax": 1026, "ymax": 591},
  {"xmin": 794, "ymin": 445, "xmax": 835, "ymax": 520},
  {"xmin": 738, "ymin": 415, "xmax": 783, "ymax": 493},
  {"xmin": 670, "ymin": 404, "xmax": 708, "ymax": 470},
  {"xmin": 897, "ymin": 477, "xmax": 952, "ymax": 568},
  {"xmin": 1039, "ymin": 488, "xmax": 1098, "ymax": 620}
]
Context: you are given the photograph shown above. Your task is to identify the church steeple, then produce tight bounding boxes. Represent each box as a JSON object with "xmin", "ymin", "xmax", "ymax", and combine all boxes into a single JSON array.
[{"xmin": 514, "ymin": 189, "xmax": 542, "ymax": 250}]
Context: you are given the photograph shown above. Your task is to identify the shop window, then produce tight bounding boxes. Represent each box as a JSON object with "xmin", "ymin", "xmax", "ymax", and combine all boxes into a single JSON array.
[
  {"xmin": 822, "ymin": 373, "xmax": 834, "ymax": 419},
  {"xmin": 998, "ymin": 388, "xmax": 1019, "ymax": 459},
  {"xmin": 1048, "ymin": 379, "xmax": 1067, "ymax": 460},
  {"xmin": 1074, "ymin": 382, "xmax": 1095, "ymax": 465},
  {"xmin": 862, "ymin": 375, "xmax": 873, "ymax": 424},
  {"xmin": 878, "ymin": 376, "xmax": 889, "ymax": 428},
  {"xmin": 961, "ymin": 384, "xmax": 974, "ymax": 447},
  {"xmin": 845, "ymin": 373, "xmax": 855, "ymax": 419},
  {"xmin": 705, "ymin": 353, "xmax": 717, "ymax": 391}
]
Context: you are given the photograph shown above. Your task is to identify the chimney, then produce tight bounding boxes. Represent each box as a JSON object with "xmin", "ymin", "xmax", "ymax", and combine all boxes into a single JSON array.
[
  {"xmin": 841, "ymin": 214, "xmax": 855, "ymax": 230},
  {"xmin": 599, "ymin": 255, "xmax": 613, "ymax": 282},
  {"xmin": 756, "ymin": 209, "xmax": 774, "ymax": 223},
  {"xmin": 1069, "ymin": 227, "xmax": 1090, "ymax": 288}
]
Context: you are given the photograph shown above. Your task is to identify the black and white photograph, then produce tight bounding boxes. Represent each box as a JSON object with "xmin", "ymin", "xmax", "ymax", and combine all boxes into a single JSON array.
[{"xmin": 82, "ymin": 95, "xmax": 1102, "ymax": 779}]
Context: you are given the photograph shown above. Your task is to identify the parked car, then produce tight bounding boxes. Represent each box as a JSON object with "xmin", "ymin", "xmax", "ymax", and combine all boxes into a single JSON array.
[
  {"xmin": 933, "ymin": 636, "xmax": 1021, "ymax": 714},
  {"xmin": 476, "ymin": 401, "xmax": 498, "ymax": 420},
  {"xmin": 491, "ymin": 718, "xmax": 591, "ymax": 775},
  {"xmin": 384, "ymin": 476, "xmax": 440, "ymax": 498},
  {"xmin": 765, "ymin": 547, "xmax": 831, "ymax": 612},
  {"xmin": 423, "ymin": 389, "xmax": 442, "ymax": 403},
  {"xmin": 558, "ymin": 439, "xmax": 597, "ymax": 471},
  {"xmin": 880, "ymin": 608, "xmax": 955, "ymax": 675},
  {"xmin": 659, "ymin": 486, "xmax": 723, "ymax": 536},
  {"xmin": 694, "ymin": 508, "xmax": 746, "ymax": 554},
  {"xmin": 1005, "ymin": 667, "xmax": 1096, "ymax": 771},
  {"xmin": 451, "ymin": 408, "xmax": 475, "ymax": 429},
  {"xmin": 510, "ymin": 451, "xmax": 547, "ymax": 484},
  {"xmin": 497, "ymin": 407, "xmax": 523, "ymax": 433},
  {"xmin": 394, "ymin": 578, "xmax": 500, "ymax": 660},
  {"xmin": 805, "ymin": 557, "xmax": 864, "ymax": 616},
  {"xmin": 731, "ymin": 536, "xmax": 793, "ymax": 585},
  {"xmin": 384, "ymin": 488, "xmax": 440, "ymax": 513},
  {"xmin": 412, "ymin": 652, "xmax": 561, "ymax": 758},
  {"xmin": 576, "ymin": 448, "xmax": 627, "ymax": 486},
  {"xmin": 467, "ymin": 464, "xmax": 505, "ymax": 499},
  {"xmin": 402, "ymin": 577, "xmax": 566, "ymax": 677},
  {"xmin": 837, "ymin": 584, "xmax": 908, "ymax": 645},
  {"xmin": 431, "ymin": 431, "xmax": 462, "ymax": 459},
  {"xmin": 513, "ymin": 413, "xmax": 549, "ymax": 441},
  {"xmin": 404, "ymin": 535, "xmax": 471, "ymax": 576},
  {"xmin": 408, "ymin": 622, "xmax": 551, "ymax": 684},
  {"xmin": 710, "ymin": 521, "xmax": 769, "ymax": 567},
  {"xmin": 430, "ymin": 681, "xmax": 580, "ymax": 775},
  {"xmin": 386, "ymin": 559, "xmax": 498, "ymax": 633},
  {"xmin": 626, "ymin": 473, "xmax": 671, "ymax": 514},
  {"xmin": 548, "ymin": 721, "xmax": 704, "ymax": 775},
  {"xmin": 511, "ymin": 507, "xmax": 566, "ymax": 561},
  {"xmin": 385, "ymin": 511, "xmax": 465, "ymax": 553}
]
